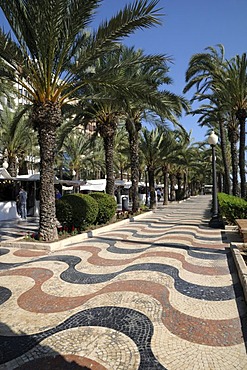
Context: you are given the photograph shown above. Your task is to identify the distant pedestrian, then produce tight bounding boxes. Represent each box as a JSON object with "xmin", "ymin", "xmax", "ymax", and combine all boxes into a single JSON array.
[
  {"xmin": 16, "ymin": 194, "xmax": 21, "ymax": 216},
  {"xmin": 19, "ymin": 187, "xmax": 27, "ymax": 219},
  {"xmin": 55, "ymin": 188, "xmax": 62, "ymax": 200},
  {"xmin": 157, "ymin": 188, "xmax": 162, "ymax": 202}
]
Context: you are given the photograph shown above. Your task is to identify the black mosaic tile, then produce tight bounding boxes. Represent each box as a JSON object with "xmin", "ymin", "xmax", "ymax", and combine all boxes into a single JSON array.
[
  {"xmin": 0, "ymin": 306, "xmax": 167, "ymax": 369},
  {"xmin": 0, "ymin": 251, "xmax": 237, "ymax": 301},
  {"xmin": 188, "ymin": 250, "xmax": 227, "ymax": 260},
  {"xmin": 59, "ymin": 260, "xmax": 239, "ymax": 301},
  {"xmin": 0, "ymin": 249, "xmax": 10, "ymax": 256},
  {"xmin": 0, "ymin": 286, "xmax": 11, "ymax": 305}
]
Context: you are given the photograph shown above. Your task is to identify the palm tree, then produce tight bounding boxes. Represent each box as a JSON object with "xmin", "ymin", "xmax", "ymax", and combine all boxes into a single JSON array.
[
  {"xmin": 113, "ymin": 126, "xmax": 130, "ymax": 181},
  {"xmin": 75, "ymin": 46, "xmax": 176, "ymax": 202},
  {"xmin": 192, "ymin": 101, "xmax": 231, "ymax": 194},
  {"xmin": 122, "ymin": 47, "xmax": 189, "ymax": 211},
  {"xmin": 61, "ymin": 132, "xmax": 93, "ymax": 181},
  {"xmin": 139, "ymin": 127, "xmax": 164, "ymax": 208},
  {"xmin": 56, "ymin": 120, "xmax": 106, "ymax": 182},
  {"xmin": 183, "ymin": 45, "xmax": 231, "ymax": 195},
  {"xmin": 0, "ymin": 106, "xmax": 34, "ymax": 177},
  {"xmin": 156, "ymin": 128, "xmax": 179, "ymax": 204},
  {"xmin": 0, "ymin": 0, "xmax": 163, "ymax": 240},
  {"xmin": 189, "ymin": 144, "xmax": 212, "ymax": 196},
  {"xmin": 82, "ymin": 99, "xmax": 124, "ymax": 195},
  {"xmin": 172, "ymin": 129, "xmax": 194, "ymax": 200},
  {"xmin": 226, "ymin": 113, "xmax": 239, "ymax": 195},
  {"xmin": 222, "ymin": 54, "xmax": 247, "ymax": 198}
]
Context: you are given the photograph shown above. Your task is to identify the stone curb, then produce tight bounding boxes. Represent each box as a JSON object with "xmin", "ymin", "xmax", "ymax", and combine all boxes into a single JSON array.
[
  {"xmin": 230, "ymin": 242, "xmax": 247, "ymax": 304},
  {"xmin": 0, "ymin": 210, "xmax": 154, "ymax": 252}
]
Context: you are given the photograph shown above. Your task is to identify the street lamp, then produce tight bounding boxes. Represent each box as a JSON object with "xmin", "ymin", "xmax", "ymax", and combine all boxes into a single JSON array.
[
  {"xmin": 2, "ymin": 160, "xmax": 8, "ymax": 169},
  {"xmin": 207, "ymin": 131, "xmax": 224, "ymax": 228},
  {"xmin": 145, "ymin": 167, "xmax": 149, "ymax": 206}
]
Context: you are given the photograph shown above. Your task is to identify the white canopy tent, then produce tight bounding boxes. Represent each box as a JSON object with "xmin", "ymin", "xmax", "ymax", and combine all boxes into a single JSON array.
[
  {"xmin": 0, "ymin": 168, "xmax": 13, "ymax": 179},
  {"xmin": 80, "ymin": 179, "xmax": 106, "ymax": 192}
]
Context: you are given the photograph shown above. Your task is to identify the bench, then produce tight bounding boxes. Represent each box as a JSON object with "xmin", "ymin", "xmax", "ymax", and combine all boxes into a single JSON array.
[{"xmin": 236, "ymin": 219, "xmax": 247, "ymax": 243}]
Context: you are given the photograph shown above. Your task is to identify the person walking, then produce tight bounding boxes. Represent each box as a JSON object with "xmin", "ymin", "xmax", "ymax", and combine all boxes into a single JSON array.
[
  {"xmin": 156, "ymin": 188, "xmax": 162, "ymax": 202},
  {"xmin": 55, "ymin": 188, "xmax": 62, "ymax": 200},
  {"xmin": 19, "ymin": 187, "xmax": 28, "ymax": 219}
]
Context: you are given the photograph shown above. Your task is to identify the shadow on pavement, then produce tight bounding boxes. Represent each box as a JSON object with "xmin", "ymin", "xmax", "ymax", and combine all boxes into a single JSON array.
[{"xmin": 0, "ymin": 322, "xmax": 93, "ymax": 370}]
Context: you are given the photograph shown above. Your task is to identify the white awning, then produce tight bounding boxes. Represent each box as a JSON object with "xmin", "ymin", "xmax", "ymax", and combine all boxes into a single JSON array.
[
  {"xmin": 16, "ymin": 173, "xmax": 59, "ymax": 183},
  {"xmin": 0, "ymin": 168, "xmax": 13, "ymax": 179},
  {"xmin": 80, "ymin": 179, "xmax": 106, "ymax": 192},
  {"xmin": 62, "ymin": 185, "xmax": 73, "ymax": 191},
  {"xmin": 124, "ymin": 181, "xmax": 132, "ymax": 189}
]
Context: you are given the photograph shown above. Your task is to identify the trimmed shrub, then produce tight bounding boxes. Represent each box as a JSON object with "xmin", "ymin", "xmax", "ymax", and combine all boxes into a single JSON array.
[
  {"xmin": 55, "ymin": 199, "xmax": 73, "ymax": 227},
  {"xmin": 61, "ymin": 193, "xmax": 98, "ymax": 229},
  {"xmin": 218, "ymin": 192, "xmax": 247, "ymax": 224},
  {"xmin": 89, "ymin": 192, "xmax": 117, "ymax": 224}
]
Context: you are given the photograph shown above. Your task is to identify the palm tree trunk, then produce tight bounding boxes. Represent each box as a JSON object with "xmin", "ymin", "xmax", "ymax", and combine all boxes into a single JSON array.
[
  {"xmin": 219, "ymin": 119, "xmax": 231, "ymax": 194},
  {"xmin": 162, "ymin": 164, "xmax": 169, "ymax": 205},
  {"xmin": 32, "ymin": 102, "xmax": 60, "ymax": 241},
  {"xmin": 125, "ymin": 118, "xmax": 141, "ymax": 212},
  {"xmin": 238, "ymin": 114, "xmax": 246, "ymax": 198},
  {"xmin": 148, "ymin": 168, "xmax": 156, "ymax": 209},
  {"xmin": 176, "ymin": 172, "xmax": 183, "ymax": 201},
  {"xmin": 8, "ymin": 154, "xmax": 17, "ymax": 177},
  {"xmin": 103, "ymin": 135, "xmax": 115, "ymax": 196},
  {"xmin": 128, "ymin": 129, "xmax": 140, "ymax": 212},
  {"xmin": 230, "ymin": 136, "xmax": 239, "ymax": 196},
  {"xmin": 183, "ymin": 171, "xmax": 188, "ymax": 198},
  {"xmin": 169, "ymin": 174, "xmax": 176, "ymax": 201}
]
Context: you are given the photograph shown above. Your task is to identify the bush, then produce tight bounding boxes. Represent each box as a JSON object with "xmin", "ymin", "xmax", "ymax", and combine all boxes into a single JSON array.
[
  {"xmin": 61, "ymin": 193, "xmax": 98, "ymax": 229},
  {"xmin": 55, "ymin": 199, "xmax": 73, "ymax": 227},
  {"xmin": 89, "ymin": 192, "xmax": 117, "ymax": 224},
  {"xmin": 218, "ymin": 192, "xmax": 247, "ymax": 224}
]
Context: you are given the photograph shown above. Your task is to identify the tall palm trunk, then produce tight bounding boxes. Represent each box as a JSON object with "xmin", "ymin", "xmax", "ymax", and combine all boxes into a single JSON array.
[
  {"xmin": 32, "ymin": 102, "xmax": 60, "ymax": 241},
  {"xmin": 18, "ymin": 153, "xmax": 28, "ymax": 175},
  {"xmin": 129, "ymin": 130, "xmax": 139, "ymax": 212},
  {"xmin": 183, "ymin": 170, "xmax": 188, "ymax": 198},
  {"xmin": 169, "ymin": 173, "xmax": 176, "ymax": 201},
  {"xmin": 148, "ymin": 167, "xmax": 156, "ymax": 209},
  {"xmin": 228, "ymin": 129, "xmax": 239, "ymax": 196},
  {"xmin": 237, "ymin": 110, "xmax": 246, "ymax": 198},
  {"xmin": 219, "ymin": 118, "xmax": 231, "ymax": 194},
  {"xmin": 8, "ymin": 154, "xmax": 17, "ymax": 177},
  {"xmin": 162, "ymin": 164, "xmax": 169, "ymax": 205},
  {"xmin": 103, "ymin": 135, "xmax": 115, "ymax": 196},
  {"xmin": 126, "ymin": 119, "xmax": 141, "ymax": 212},
  {"xmin": 176, "ymin": 171, "xmax": 183, "ymax": 201},
  {"xmin": 98, "ymin": 118, "xmax": 117, "ymax": 196}
]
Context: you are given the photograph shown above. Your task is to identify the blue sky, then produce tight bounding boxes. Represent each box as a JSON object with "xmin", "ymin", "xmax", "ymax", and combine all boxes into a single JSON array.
[
  {"xmin": 1, "ymin": 0, "xmax": 247, "ymax": 142},
  {"xmin": 93, "ymin": 0, "xmax": 247, "ymax": 142}
]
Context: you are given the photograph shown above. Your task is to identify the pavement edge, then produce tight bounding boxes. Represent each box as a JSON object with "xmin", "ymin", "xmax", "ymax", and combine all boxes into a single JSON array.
[
  {"xmin": 0, "ymin": 210, "xmax": 154, "ymax": 252},
  {"xmin": 230, "ymin": 242, "xmax": 247, "ymax": 303}
]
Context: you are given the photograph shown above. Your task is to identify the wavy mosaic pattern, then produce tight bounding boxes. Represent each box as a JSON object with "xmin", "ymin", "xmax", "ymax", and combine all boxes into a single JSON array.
[{"xmin": 0, "ymin": 196, "xmax": 247, "ymax": 370}]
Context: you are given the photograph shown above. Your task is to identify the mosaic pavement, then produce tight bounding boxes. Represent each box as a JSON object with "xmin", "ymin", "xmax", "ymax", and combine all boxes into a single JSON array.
[{"xmin": 0, "ymin": 195, "xmax": 247, "ymax": 369}]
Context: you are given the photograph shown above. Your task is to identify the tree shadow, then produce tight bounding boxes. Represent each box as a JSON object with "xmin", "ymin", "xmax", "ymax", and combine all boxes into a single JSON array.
[{"xmin": 0, "ymin": 322, "xmax": 93, "ymax": 370}]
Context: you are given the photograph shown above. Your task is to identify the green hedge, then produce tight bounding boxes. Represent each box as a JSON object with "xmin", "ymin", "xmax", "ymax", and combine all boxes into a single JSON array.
[
  {"xmin": 61, "ymin": 193, "xmax": 99, "ymax": 229},
  {"xmin": 55, "ymin": 199, "xmax": 73, "ymax": 227},
  {"xmin": 89, "ymin": 192, "xmax": 117, "ymax": 224},
  {"xmin": 218, "ymin": 192, "xmax": 247, "ymax": 224}
]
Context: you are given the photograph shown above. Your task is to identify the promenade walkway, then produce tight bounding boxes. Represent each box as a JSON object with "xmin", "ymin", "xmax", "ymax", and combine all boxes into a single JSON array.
[{"xmin": 0, "ymin": 195, "xmax": 246, "ymax": 369}]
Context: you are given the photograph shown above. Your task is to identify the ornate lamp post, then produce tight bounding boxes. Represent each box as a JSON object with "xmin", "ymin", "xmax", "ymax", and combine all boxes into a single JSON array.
[
  {"xmin": 2, "ymin": 160, "xmax": 8, "ymax": 169},
  {"xmin": 208, "ymin": 131, "xmax": 224, "ymax": 228},
  {"xmin": 145, "ymin": 166, "xmax": 149, "ymax": 206}
]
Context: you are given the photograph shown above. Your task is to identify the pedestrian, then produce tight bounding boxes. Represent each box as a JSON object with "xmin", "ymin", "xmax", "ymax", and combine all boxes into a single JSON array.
[
  {"xmin": 157, "ymin": 188, "xmax": 162, "ymax": 202},
  {"xmin": 55, "ymin": 188, "xmax": 62, "ymax": 199},
  {"xmin": 16, "ymin": 194, "xmax": 21, "ymax": 216},
  {"xmin": 19, "ymin": 187, "xmax": 27, "ymax": 219}
]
